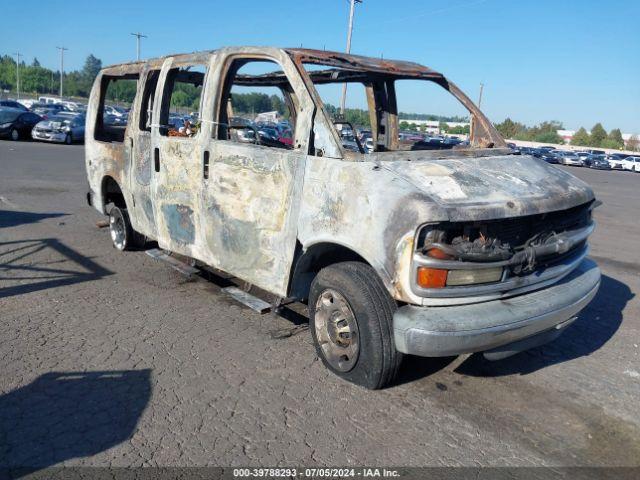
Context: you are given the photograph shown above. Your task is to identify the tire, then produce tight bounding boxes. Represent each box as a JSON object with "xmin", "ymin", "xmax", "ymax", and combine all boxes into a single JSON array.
[
  {"xmin": 309, "ymin": 261, "xmax": 402, "ymax": 389},
  {"xmin": 65, "ymin": 133, "xmax": 72, "ymax": 145},
  {"xmin": 10, "ymin": 128, "xmax": 19, "ymax": 141},
  {"xmin": 108, "ymin": 206, "xmax": 146, "ymax": 251}
]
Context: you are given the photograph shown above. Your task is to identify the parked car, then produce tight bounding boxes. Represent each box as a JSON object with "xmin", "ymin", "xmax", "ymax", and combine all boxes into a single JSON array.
[
  {"xmin": 32, "ymin": 114, "xmax": 85, "ymax": 144},
  {"xmin": 17, "ymin": 98, "xmax": 37, "ymax": 109},
  {"xmin": 61, "ymin": 101, "xmax": 87, "ymax": 113},
  {"xmin": 276, "ymin": 125, "xmax": 294, "ymax": 146},
  {"xmin": 586, "ymin": 154, "xmax": 611, "ymax": 170},
  {"xmin": 0, "ymin": 100, "xmax": 29, "ymax": 111},
  {"xmin": 619, "ymin": 156, "xmax": 640, "ymax": 172},
  {"xmin": 104, "ymin": 105, "xmax": 127, "ymax": 118},
  {"xmin": 575, "ymin": 151, "xmax": 591, "ymax": 162},
  {"xmin": 31, "ymin": 103, "xmax": 68, "ymax": 119},
  {"xmin": 364, "ymin": 137, "xmax": 374, "ymax": 153},
  {"xmin": 38, "ymin": 96, "xmax": 62, "ymax": 104},
  {"xmin": 506, "ymin": 142, "xmax": 518, "ymax": 151},
  {"xmin": 85, "ymin": 47, "xmax": 600, "ymax": 389},
  {"xmin": 555, "ymin": 151, "xmax": 583, "ymax": 166},
  {"xmin": 540, "ymin": 150, "xmax": 559, "ymax": 163},
  {"xmin": 607, "ymin": 155, "xmax": 627, "ymax": 170},
  {"xmin": 0, "ymin": 107, "xmax": 42, "ymax": 140}
]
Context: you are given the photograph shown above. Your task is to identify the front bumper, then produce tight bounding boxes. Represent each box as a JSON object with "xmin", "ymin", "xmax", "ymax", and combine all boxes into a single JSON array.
[
  {"xmin": 32, "ymin": 130, "xmax": 67, "ymax": 142},
  {"xmin": 393, "ymin": 259, "xmax": 600, "ymax": 357}
]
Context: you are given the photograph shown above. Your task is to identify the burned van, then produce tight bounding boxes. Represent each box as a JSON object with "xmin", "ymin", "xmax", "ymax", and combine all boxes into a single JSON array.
[{"xmin": 85, "ymin": 47, "xmax": 600, "ymax": 389}]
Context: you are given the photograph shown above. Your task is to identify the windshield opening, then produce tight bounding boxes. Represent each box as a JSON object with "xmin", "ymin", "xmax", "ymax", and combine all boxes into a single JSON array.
[{"xmin": 297, "ymin": 60, "xmax": 505, "ymax": 156}]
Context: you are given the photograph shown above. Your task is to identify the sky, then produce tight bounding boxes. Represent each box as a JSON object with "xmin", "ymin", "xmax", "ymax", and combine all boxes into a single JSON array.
[{"xmin": 2, "ymin": 0, "xmax": 639, "ymax": 133}]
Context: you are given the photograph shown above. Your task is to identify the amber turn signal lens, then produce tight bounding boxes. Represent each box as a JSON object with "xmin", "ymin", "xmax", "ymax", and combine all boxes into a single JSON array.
[
  {"xmin": 426, "ymin": 248, "xmax": 454, "ymax": 260},
  {"xmin": 417, "ymin": 266, "xmax": 448, "ymax": 289}
]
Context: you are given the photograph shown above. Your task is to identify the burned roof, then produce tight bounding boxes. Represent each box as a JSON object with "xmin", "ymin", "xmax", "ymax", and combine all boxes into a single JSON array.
[
  {"xmin": 286, "ymin": 48, "xmax": 444, "ymax": 80},
  {"xmin": 99, "ymin": 47, "xmax": 445, "ymax": 81}
]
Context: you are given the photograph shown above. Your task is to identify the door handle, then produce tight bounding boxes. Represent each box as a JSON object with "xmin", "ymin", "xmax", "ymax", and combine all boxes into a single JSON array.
[
  {"xmin": 154, "ymin": 147, "xmax": 160, "ymax": 172},
  {"xmin": 203, "ymin": 150, "xmax": 210, "ymax": 179}
]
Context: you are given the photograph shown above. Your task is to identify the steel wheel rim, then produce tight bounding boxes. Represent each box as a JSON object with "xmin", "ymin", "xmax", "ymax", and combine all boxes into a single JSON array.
[
  {"xmin": 110, "ymin": 211, "xmax": 126, "ymax": 250},
  {"xmin": 314, "ymin": 288, "xmax": 359, "ymax": 372},
  {"xmin": 11, "ymin": 129, "xmax": 18, "ymax": 140}
]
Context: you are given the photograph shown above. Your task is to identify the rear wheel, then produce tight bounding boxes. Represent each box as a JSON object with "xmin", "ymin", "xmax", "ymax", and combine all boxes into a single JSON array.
[
  {"xmin": 309, "ymin": 261, "xmax": 402, "ymax": 389},
  {"xmin": 109, "ymin": 206, "xmax": 146, "ymax": 251},
  {"xmin": 10, "ymin": 128, "xmax": 19, "ymax": 141}
]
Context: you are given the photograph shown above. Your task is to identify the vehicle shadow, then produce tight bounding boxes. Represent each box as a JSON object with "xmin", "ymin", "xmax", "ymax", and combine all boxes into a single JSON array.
[
  {"xmin": 0, "ymin": 370, "xmax": 152, "ymax": 476},
  {"xmin": 0, "ymin": 238, "xmax": 113, "ymax": 299},
  {"xmin": 454, "ymin": 274, "xmax": 632, "ymax": 377},
  {"xmin": 0, "ymin": 209, "xmax": 67, "ymax": 229}
]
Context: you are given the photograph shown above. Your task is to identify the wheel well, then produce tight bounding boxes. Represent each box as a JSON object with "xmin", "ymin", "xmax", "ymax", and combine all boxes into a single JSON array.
[
  {"xmin": 101, "ymin": 176, "xmax": 126, "ymax": 209},
  {"xmin": 287, "ymin": 242, "xmax": 370, "ymax": 301}
]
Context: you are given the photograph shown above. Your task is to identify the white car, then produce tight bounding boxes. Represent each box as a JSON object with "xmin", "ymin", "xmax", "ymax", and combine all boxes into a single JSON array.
[
  {"xmin": 104, "ymin": 105, "xmax": 127, "ymax": 118},
  {"xmin": 619, "ymin": 156, "xmax": 640, "ymax": 172},
  {"xmin": 364, "ymin": 137, "xmax": 374, "ymax": 153},
  {"xmin": 607, "ymin": 156, "xmax": 628, "ymax": 170},
  {"xmin": 31, "ymin": 114, "xmax": 85, "ymax": 144}
]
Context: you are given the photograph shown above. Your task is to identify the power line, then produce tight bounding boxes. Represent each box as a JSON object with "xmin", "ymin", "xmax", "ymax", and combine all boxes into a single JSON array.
[
  {"xmin": 131, "ymin": 32, "xmax": 148, "ymax": 61},
  {"xmin": 56, "ymin": 46, "xmax": 68, "ymax": 98},
  {"xmin": 340, "ymin": 0, "xmax": 362, "ymax": 115},
  {"xmin": 12, "ymin": 52, "xmax": 22, "ymax": 100}
]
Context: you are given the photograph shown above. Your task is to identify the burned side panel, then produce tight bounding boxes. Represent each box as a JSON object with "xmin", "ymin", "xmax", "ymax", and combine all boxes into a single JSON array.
[
  {"xmin": 202, "ymin": 142, "xmax": 306, "ymax": 294},
  {"xmin": 297, "ymin": 157, "xmax": 449, "ymax": 303}
]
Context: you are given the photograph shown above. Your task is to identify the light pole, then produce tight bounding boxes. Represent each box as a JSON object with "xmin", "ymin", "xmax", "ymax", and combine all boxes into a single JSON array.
[
  {"xmin": 478, "ymin": 82, "xmax": 484, "ymax": 109},
  {"xmin": 131, "ymin": 32, "xmax": 148, "ymax": 61},
  {"xmin": 56, "ymin": 46, "xmax": 68, "ymax": 98},
  {"xmin": 340, "ymin": 0, "xmax": 362, "ymax": 115},
  {"xmin": 12, "ymin": 52, "xmax": 22, "ymax": 99}
]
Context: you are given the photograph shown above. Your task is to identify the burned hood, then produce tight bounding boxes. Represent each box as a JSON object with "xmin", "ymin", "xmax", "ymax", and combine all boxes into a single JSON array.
[{"xmin": 382, "ymin": 154, "xmax": 595, "ymax": 222}]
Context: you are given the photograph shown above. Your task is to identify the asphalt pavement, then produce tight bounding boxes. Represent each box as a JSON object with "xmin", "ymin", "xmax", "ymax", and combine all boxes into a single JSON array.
[{"xmin": 1, "ymin": 141, "xmax": 639, "ymax": 469}]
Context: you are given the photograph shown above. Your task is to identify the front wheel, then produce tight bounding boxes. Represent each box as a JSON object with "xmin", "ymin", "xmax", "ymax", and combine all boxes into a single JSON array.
[
  {"xmin": 10, "ymin": 128, "xmax": 19, "ymax": 141},
  {"xmin": 64, "ymin": 133, "xmax": 72, "ymax": 145},
  {"xmin": 108, "ymin": 206, "xmax": 146, "ymax": 251},
  {"xmin": 309, "ymin": 262, "xmax": 402, "ymax": 389}
]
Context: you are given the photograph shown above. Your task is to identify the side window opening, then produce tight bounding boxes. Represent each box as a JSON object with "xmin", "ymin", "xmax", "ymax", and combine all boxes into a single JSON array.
[
  {"xmin": 394, "ymin": 79, "xmax": 471, "ymax": 150},
  {"xmin": 216, "ymin": 59, "xmax": 297, "ymax": 150},
  {"xmin": 159, "ymin": 64, "xmax": 206, "ymax": 138},
  {"xmin": 94, "ymin": 73, "xmax": 139, "ymax": 143},
  {"xmin": 139, "ymin": 70, "xmax": 160, "ymax": 132},
  {"xmin": 310, "ymin": 79, "xmax": 369, "ymax": 154}
]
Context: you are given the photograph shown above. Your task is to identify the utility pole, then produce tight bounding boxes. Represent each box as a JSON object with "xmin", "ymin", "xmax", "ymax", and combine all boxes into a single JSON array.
[
  {"xmin": 340, "ymin": 0, "xmax": 362, "ymax": 115},
  {"xmin": 131, "ymin": 32, "xmax": 148, "ymax": 61},
  {"xmin": 12, "ymin": 52, "xmax": 22, "ymax": 99},
  {"xmin": 478, "ymin": 82, "xmax": 484, "ymax": 109},
  {"xmin": 56, "ymin": 46, "xmax": 68, "ymax": 98}
]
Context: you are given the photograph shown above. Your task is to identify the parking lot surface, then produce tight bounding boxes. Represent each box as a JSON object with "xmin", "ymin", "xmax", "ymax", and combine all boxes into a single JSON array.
[{"xmin": 1, "ymin": 141, "xmax": 639, "ymax": 468}]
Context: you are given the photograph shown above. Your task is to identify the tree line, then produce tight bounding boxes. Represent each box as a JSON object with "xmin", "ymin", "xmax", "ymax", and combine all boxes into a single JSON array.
[
  {"xmin": 0, "ymin": 54, "xmax": 103, "ymax": 98},
  {"xmin": 494, "ymin": 117, "xmax": 637, "ymax": 151}
]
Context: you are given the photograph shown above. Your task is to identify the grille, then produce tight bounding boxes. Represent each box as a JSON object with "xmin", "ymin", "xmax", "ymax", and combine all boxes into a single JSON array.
[
  {"xmin": 480, "ymin": 202, "xmax": 592, "ymax": 247},
  {"xmin": 418, "ymin": 201, "xmax": 593, "ymax": 250}
]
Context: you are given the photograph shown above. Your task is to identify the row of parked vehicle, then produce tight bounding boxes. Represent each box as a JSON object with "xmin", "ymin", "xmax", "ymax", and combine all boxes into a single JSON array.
[
  {"xmin": 510, "ymin": 145, "xmax": 640, "ymax": 172},
  {"xmin": 0, "ymin": 97, "xmax": 133, "ymax": 145}
]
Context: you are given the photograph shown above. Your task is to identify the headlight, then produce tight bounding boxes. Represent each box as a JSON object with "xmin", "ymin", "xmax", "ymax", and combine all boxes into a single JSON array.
[
  {"xmin": 0, "ymin": 122, "xmax": 12, "ymax": 128},
  {"xmin": 446, "ymin": 267, "xmax": 503, "ymax": 286},
  {"xmin": 416, "ymin": 266, "xmax": 503, "ymax": 288}
]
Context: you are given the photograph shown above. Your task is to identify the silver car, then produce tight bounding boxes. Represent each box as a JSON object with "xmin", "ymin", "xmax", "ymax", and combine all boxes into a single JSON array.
[{"xmin": 32, "ymin": 114, "xmax": 85, "ymax": 144}]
